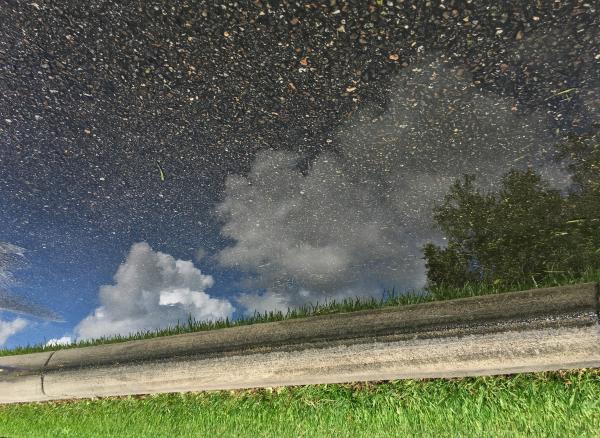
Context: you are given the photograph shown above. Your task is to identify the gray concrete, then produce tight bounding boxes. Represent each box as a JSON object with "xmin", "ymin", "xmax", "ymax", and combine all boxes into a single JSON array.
[
  {"xmin": 1, "ymin": 282, "xmax": 599, "ymax": 404},
  {"xmin": 0, "ymin": 351, "xmax": 53, "ymax": 403}
]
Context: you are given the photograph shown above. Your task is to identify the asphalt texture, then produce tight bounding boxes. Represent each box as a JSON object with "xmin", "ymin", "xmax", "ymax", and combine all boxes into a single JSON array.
[{"xmin": 1, "ymin": 0, "xmax": 598, "ymax": 259}]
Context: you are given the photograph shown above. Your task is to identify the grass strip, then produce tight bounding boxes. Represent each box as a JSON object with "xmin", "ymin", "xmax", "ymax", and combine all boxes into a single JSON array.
[{"xmin": 0, "ymin": 369, "xmax": 598, "ymax": 437}]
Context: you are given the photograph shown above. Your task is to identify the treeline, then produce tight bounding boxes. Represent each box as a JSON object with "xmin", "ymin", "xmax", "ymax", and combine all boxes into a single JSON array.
[{"xmin": 422, "ymin": 127, "xmax": 600, "ymax": 291}]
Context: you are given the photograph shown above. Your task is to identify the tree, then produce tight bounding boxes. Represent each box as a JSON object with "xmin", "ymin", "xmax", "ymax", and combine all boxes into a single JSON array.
[
  {"xmin": 421, "ymin": 173, "xmax": 496, "ymax": 290},
  {"xmin": 482, "ymin": 169, "xmax": 571, "ymax": 284},
  {"xmin": 422, "ymin": 241, "xmax": 479, "ymax": 291},
  {"xmin": 553, "ymin": 127, "xmax": 600, "ymax": 272},
  {"xmin": 555, "ymin": 126, "xmax": 600, "ymax": 195},
  {"xmin": 422, "ymin": 168, "xmax": 576, "ymax": 290}
]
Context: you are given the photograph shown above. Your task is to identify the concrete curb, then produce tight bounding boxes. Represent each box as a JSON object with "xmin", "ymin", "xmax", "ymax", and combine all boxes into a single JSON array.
[{"xmin": 1, "ymin": 282, "xmax": 599, "ymax": 404}]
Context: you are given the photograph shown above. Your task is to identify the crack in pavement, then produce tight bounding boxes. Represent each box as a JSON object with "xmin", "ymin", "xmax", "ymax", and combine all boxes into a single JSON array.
[{"xmin": 41, "ymin": 350, "xmax": 57, "ymax": 396}]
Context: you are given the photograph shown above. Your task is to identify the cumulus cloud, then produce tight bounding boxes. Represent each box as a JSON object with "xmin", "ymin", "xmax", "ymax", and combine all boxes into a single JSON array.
[
  {"xmin": 45, "ymin": 336, "xmax": 72, "ymax": 347},
  {"xmin": 0, "ymin": 317, "xmax": 28, "ymax": 346},
  {"xmin": 217, "ymin": 56, "xmax": 572, "ymax": 314},
  {"xmin": 74, "ymin": 242, "xmax": 234, "ymax": 340}
]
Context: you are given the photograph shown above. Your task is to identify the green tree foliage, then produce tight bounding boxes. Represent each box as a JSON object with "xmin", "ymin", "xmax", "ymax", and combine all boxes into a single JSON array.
[
  {"xmin": 556, "ymin": 127, "xmax": 600, "ymax": 195},
  {"xmin": 486, "ymin": 169, "xmax": 572, "ymax": 284},
  {"xmin": 553, "ymin": 128, "xmax": 600, "ymax": 272},
  {"xmin": 422, "ymin": 125, "xmax": 600, "ymax": 290},
  {"xmin": 422, "ymin": 241, "xmax": 480, "ymax": 291},
  {"xmin": 422, "ymin": 173, "xmax": 494, "ymax": 289}
]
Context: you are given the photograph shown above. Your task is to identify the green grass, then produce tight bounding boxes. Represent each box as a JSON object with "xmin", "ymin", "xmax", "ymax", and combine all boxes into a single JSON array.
[
  {"xmin": 0, "ymin": 369, "xmax": 598, "ymax": 437},
  {"xmin": 2, "ymin": 266, "xmax": 599, "ymax": 357}
]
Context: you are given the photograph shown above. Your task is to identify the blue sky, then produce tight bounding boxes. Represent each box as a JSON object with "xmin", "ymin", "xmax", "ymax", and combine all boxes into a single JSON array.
[{"xmin": 0, "ymin": 222, "xmax": 252, "ymax": 349}]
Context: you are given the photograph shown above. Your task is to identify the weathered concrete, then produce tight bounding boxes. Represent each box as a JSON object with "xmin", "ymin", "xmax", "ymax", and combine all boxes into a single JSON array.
[
  {"xmin": 1, "ymin": 282, "xmax": 599, "ymax": 404},
  {"xmin": 0, "ymin": 351, "xmax": 53, "ymax": 403},
  {"xmin": 41, "ymin": 325, "xmax": 600, "ymax": 400}
]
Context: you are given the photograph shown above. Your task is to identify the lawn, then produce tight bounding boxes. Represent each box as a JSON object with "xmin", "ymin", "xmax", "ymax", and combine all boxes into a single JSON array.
[{"xmin": 0, "ymin": 369, "xmax": 598, "ymax": 437}]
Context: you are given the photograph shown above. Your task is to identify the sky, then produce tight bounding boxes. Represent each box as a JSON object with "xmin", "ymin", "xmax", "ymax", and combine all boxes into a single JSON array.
[{"xmin": 0, "ymin": 1, "xmax": 598, "ymax": 349}]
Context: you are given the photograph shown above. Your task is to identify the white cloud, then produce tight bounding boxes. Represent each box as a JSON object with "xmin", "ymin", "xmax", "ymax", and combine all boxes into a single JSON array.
[
  {"xmin": 45, "ymin": 336, "xmax": 72, "ymax": 347},
  {"xmin": 0, "ymin": 242, "xmax": 61, "ymax": 321},
  {"xmin": 74, "ymin": 242, "xmax": 234, "ymax": 341},
  {"xmin": 0, "ymin": 242, "xmax": 25, "ymax": 291},
  {"xmin": 217, "ymin": 56, "xmax": 573, "ymax": 314},
  {"xmin": 0, "ymin": 317, "xmax": 28, "ymax": 346},
  {"xmin": 194, "ymin": 248, "xmax": 207, "ymax": 262}
]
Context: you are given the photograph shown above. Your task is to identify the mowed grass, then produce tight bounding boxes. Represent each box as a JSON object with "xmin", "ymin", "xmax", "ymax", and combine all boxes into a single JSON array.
[
  {"xmin": 0, "ymin": 369, "xmax": 598, "ymax": 437},
  {"xmin": 2, "ymin": 266, "xmax": 599, "ymax": 357}
]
